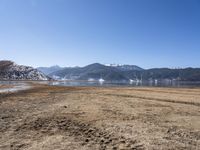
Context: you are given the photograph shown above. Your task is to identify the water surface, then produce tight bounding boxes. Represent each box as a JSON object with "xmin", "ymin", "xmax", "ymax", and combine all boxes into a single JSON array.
[
  {"xmin": 48, "ymin": 80, "xmax": 200, "ymax": 88},
  {"xmin": 1, "ymin": 80, "xmax": 200, "ymax": 89}
]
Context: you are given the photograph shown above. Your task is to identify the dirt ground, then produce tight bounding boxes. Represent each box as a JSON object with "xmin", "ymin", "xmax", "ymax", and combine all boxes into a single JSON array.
[
  {"xmin": 0, "ymin": 84, "xmax": 13, "ymax": 89},
  {"xmin": 0, "ymin": 83, "xmax": 200, "ymax": 150}
]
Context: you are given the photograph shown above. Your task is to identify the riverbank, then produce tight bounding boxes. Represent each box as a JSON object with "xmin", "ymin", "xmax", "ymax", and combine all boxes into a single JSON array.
[{"xmin": 0, "ymin": 84, "xmax": 199, "ymax": 149}]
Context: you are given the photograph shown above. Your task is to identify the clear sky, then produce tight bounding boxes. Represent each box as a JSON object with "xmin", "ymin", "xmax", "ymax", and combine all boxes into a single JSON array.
[{"xmin": 0, "ymin": 0, "xmax": 199, "ymax": 68}]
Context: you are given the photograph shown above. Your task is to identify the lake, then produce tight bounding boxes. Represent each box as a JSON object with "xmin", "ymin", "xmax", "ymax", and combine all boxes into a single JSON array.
[
  {"xmin": 1, "ymin": 80, "xmax": 200, "ymax": 88},
  {"xmin": 48, "ymin": 80, "xmax": 200, "ymax": 88}
]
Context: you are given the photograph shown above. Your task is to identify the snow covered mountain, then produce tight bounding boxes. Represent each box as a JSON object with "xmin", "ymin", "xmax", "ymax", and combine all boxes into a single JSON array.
[
  {"xmin": 105, "ymin": 64, "xmax": 143, "ymax": 71},
  {"xmin": 0, "ymin": 60, "xmax": 50, "ymax": 80}
]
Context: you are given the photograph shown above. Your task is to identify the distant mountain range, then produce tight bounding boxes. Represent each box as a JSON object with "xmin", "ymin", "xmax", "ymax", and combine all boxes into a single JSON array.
[
  {"xmin": 37, "ymin": 65, "xmax": 63, "ymax": 75},
  {"xmin": 0, "ymin": 61, "xmax": 50, "ymax": 80},
  {"xmin": 140, "ymin": 68, "xmax": 200, "ymax": 81},
  {"xmin": 49, "ymin": 63, "xmax": 131, "ymax": 81},
  {"xmin": 38, "ymin": 63, "xmax": 200, "ymax": 81},
  {"xmin": 1, "ymin": 60, "xmax": 200, "ymax": 81}
]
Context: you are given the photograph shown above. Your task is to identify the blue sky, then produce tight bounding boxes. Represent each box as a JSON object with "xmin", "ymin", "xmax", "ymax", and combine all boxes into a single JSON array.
[{"xmin": 0, "ymin": 0, "xmax": 199, "ymax": 68}]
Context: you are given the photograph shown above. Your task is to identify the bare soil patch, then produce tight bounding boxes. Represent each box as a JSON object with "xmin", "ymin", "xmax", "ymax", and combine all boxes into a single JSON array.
[{"xmin": 0, "ymin": 84, "xmax": 199, "ymax": 149}]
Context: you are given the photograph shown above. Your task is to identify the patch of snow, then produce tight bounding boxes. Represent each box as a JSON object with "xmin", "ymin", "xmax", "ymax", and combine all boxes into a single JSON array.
[
  {"xmin": 88, "ymin": 78, "xmax": 95, "ymax": 82},
  {"xmin": 99, "ymin": 78, "xmax": 105, "ymax": 82},
  {"xmin": 52, "ymin": 75, "xmax": 61, "ymax": 80}
]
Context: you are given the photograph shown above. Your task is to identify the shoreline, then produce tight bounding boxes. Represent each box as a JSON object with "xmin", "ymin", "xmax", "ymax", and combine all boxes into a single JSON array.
[{"xmin": 0, "ymin": 82, "xmax": 32, "ymax": 93}]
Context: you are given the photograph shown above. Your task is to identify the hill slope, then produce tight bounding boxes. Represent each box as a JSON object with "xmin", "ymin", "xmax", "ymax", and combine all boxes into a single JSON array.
[
  {"xmin": 0, "ymin": 60, "xmax": 50, "ymax": 80},
  {"xmin": 106, "ymin": 64, "xmax": 143, "ymax": 71},
  {"xmin": 37, "ymin": 65, "xmax": 63, "ymax": 75}
]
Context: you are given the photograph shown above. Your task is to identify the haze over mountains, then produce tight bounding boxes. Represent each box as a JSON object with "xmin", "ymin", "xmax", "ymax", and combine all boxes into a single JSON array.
[
  {"xmin": 38, "ymin": 63, "xmax": 200, "ymax": 82},
  {"xmin": 37, "ymin": 66, "xmax": 63, "ymax": 75}
]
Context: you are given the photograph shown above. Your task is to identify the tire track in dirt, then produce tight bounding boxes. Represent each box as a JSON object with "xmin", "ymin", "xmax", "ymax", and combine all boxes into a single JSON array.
[
  {"xmin": 15, "ymin": 115, "xmax": 144, "ymax": 150},
  {"xmin": 164, "ymin": 126, "xmax": 200, "ymax": 149},
  {"xmin": 118, "ymin": 88, "xmax": 200, "ymax": 96},
  {"xmin": 104, "ymin": 94, "xmax": 200, "ymax": 107}
]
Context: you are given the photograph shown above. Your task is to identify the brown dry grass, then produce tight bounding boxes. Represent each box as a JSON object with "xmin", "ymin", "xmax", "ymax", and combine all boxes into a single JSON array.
[
  {"xmin": 0, "ymin": 85, "xmax": 13, "ymax": 89},
  {"xmin": 0, "ymin": 84, "xmax": 200, "ymax": 150}
]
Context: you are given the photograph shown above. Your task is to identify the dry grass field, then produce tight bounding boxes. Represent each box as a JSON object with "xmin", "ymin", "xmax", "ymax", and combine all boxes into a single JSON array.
[{"xmin": 0, "ymin": 83, "xmax": 200, "ymax": 150}]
